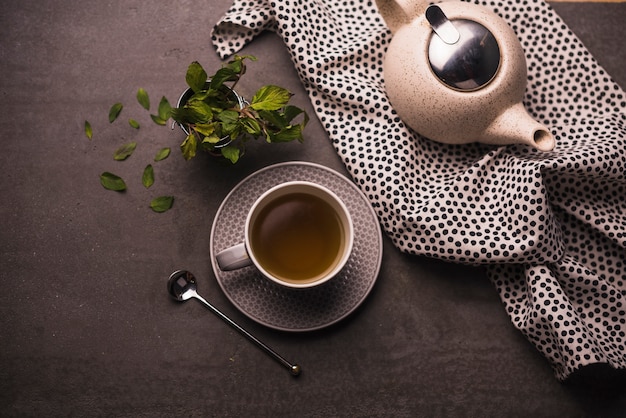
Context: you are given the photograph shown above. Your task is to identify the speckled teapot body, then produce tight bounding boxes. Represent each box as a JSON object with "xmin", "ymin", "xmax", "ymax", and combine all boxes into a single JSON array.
[{"xmin": 377, "ymin": 0, "xmax": 555, "ymax": 151}]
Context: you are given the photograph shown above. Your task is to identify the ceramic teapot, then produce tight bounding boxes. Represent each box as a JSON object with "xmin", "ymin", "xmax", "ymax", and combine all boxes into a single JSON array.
[{"xmin": 376, "ymin": 0, "xmax": 555, "ymax": 151}]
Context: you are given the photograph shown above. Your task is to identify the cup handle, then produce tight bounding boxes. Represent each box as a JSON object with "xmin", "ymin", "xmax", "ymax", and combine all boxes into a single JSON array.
[{"xmin": 216, "ymin": 243, "xmax": 252, "ymax": 271}]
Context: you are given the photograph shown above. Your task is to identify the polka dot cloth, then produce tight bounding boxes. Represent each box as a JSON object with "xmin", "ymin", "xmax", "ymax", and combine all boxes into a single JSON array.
[{"xmin": 211, "ymin": 0, "xmax": 626, "ymax": 380}]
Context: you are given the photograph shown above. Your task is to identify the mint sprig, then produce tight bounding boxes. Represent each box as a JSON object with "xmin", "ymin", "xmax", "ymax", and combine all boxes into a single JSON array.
[{"xmin": 170, "ymin": 55, "xmax": 308, "ymax": 164}]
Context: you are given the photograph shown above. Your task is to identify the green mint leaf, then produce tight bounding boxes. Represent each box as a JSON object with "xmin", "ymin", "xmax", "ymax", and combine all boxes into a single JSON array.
[
  {"xmin": 257, "ymin": 110, "xmax": 287, "ymax": 129},
  {"xmin": 241, "ymin": 117, "xmax": 261, "ymax": 135},
  {"xmin": 267, "ymin": 125, "xmax": 304, "ymax": 143},
  {"xmin": 209, "ymin": 67, "xmax": 237, "ymax": 91},
  {"xmin": 249, "ymin": 85, "xmax": 292, "ymax": 111},
  {"xmin": 113, "ymin": 142, "xmax": 137, "ymax": 160},
  {"xmin": 201, "ymin": 134, "xmax": 222, "ymax": 147},
  {"xmin": 158, "ymin": 96, "xmax": 171, "ymax": 120},
  {"xmin": 84, "ymin": 120, "xmax": 93, "ymax": 140},
  {"xmin": 220, "ymin": 145, "xmax": 240, "ymax": 164},
  {"xmin": 193, "ymin": 123, "xmax": 216, "ymax": 137},
  {"xmin": 216, "ymin": 109, "xmax": 238, "ymax": 125},
  {"xmin": 180, "ymin": 133, "xmax": 197, "ymax": 160},
  {"xmin": 224, "ymin": 54, "xmax": 256, "ymax": 75},
  {"xmin": 283, "ymin": 105, "xmax": 308, "ymax": 125},
  {"xmin": 129, "ymin": 118, "xmax": 140, "ymax": 129},
  {"xmin": 171, "ymin": 101, "xmax": 212, "ymax": 125},
  {"xmin": 108, "ymin": 102, "xmax": 123, "ymax": 123},
  {"xmin": 142, "ymin": 164, "xmax": 154, "ymax": 188},
  {"xmin": 168, "ymin": 108, "xmax": 185, "ymax": 123},
  {"xmin": 186, "ymin": 61, "xmax": 207, "ymax": 93},
  {"xmin": 185, "ymin": 100, "xmax": 213, "ymax": 123},
  {"xmin": 215, "ymin": 110, "xmax": 240, "ymax": 137},
  {"xmin": 150, "ymin": 114, "xmax": 167, "ymax": 126},
  {"xmin": 150, "ymin": 196, "xmax": 174, "ymax": 213},
  {"xmin": 100, "ymin": 172, "xmax": 126, "ymax": 191},
  {"xmin": 154, "ymin": 147, "xmax": 171, "ymax": 161},
  {"xmin": 225, "ymin": 56, "xmax": 243, "ymax": 74},
  {"xmin": 137, "ymin": 88, "xmax": 150, "ymax": 110}
]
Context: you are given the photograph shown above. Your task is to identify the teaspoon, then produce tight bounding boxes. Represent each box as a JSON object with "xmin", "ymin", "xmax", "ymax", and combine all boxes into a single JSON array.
[{"xmin": 167, "ymin": 270, "xmax": 301, "ymax": 376}]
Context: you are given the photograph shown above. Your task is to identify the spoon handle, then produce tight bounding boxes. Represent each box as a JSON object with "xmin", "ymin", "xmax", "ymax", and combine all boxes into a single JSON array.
[{"xmin": 193, "ymin": 293, "xmax": 301, "ymax": 376}]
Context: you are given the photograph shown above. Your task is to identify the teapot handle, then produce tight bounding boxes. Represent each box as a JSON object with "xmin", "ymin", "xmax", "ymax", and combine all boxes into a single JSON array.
[{"xmin": 376, "ymin": 0, "xmax": 429, "ymax": 33}]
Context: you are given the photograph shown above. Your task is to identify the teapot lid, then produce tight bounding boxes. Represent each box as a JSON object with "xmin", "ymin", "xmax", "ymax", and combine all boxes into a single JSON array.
[{"xmin": 426, "ymin": 5, "xmax": 500, "ymax": 91}]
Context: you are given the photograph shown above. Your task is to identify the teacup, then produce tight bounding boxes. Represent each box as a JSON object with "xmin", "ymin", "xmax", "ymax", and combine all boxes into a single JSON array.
[{"xmin": 216, "ymin": 181, "xmax": 354, "ymax": 289}]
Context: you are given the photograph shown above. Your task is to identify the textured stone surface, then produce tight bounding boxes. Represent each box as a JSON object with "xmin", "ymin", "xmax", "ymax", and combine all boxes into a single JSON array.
[{"xmin": 0, "ymin": 0, "xmax": 624, "ymax": 416}]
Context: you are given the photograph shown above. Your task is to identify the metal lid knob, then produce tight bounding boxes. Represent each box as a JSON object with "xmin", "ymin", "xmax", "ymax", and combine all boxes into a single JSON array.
[{"xmin": 426, "ymin": 5, "xmax": 501, "ymax": 91}]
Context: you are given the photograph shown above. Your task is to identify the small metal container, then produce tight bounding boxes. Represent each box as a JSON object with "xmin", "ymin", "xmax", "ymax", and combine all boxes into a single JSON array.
[{"xmin": 174, "ymin": 82, "xmax": 248, "ymax": 149}]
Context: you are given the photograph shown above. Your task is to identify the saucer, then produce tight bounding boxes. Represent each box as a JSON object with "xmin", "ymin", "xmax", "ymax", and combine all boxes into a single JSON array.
[{"xmin": 209, "ymin": 161, "xmax": 383, "ymax": 332}]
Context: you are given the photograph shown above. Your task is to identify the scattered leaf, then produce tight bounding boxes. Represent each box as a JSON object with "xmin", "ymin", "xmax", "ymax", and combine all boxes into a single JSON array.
[
  {"xmin": 150, "ymin": 196, "xmax": 174, "ymax": 213},
  {"xmin": 129, "ymin": 118, "xmax": 140, "ymax": 129},
  {"xmin": 142, "ymin": 164, "xmax": 154, "ymax": 188},
  {"xmin": 113, "ymin": 142, "xmax": 137, "ymax": 161},
  {"xmin": 137, "ymin": 88, "xmax": 150, "ymax": 110},
  {"xmin": 100, "ymin": 172, "xmax": 126, "ymax": 191},
  {"xmin": 154, "ymin": 148, "xmax": 171, "ymax": 161},
  {"xmin": 84, "ymin": 120, "xmax": 93, "ymax": 140},
  {"xmin": 109, "ymin": 102, "xmax": 123, "ymax": 123}
]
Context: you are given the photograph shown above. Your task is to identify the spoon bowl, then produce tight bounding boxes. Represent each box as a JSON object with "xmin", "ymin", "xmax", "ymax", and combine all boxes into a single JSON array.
[{"xmin": 168, "ymin": 270, "xmax": 198, "ymax": 301}]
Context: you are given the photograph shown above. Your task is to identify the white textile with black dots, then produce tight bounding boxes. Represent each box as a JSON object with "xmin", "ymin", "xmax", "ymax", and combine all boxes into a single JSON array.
[{"xmin": 211, "ymin": 0, "xmax": 626, "ymax": 380}]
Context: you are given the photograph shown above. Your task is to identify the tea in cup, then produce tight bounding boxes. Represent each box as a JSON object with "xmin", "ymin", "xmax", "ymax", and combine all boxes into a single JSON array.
[{"xmin": 216, "ymin": 181, "xmax": 353, "ymax": 289}]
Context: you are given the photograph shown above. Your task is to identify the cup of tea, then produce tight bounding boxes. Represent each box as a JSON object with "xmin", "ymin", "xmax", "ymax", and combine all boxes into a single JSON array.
[{"xmin": 215, "ymin": 181, "xmax": 354, "ymax": 289}]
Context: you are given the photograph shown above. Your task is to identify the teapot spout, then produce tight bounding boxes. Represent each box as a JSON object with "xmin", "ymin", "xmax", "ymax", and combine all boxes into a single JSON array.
[{"xmin": 484, "ymin": 102, "xmax": 555, "ymax": 152}]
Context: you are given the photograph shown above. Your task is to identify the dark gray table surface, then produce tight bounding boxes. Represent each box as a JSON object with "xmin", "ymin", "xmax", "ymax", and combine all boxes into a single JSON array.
[{"xmin": 1, "ymin": 0, "xmax": 625, "ymax": 416}]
